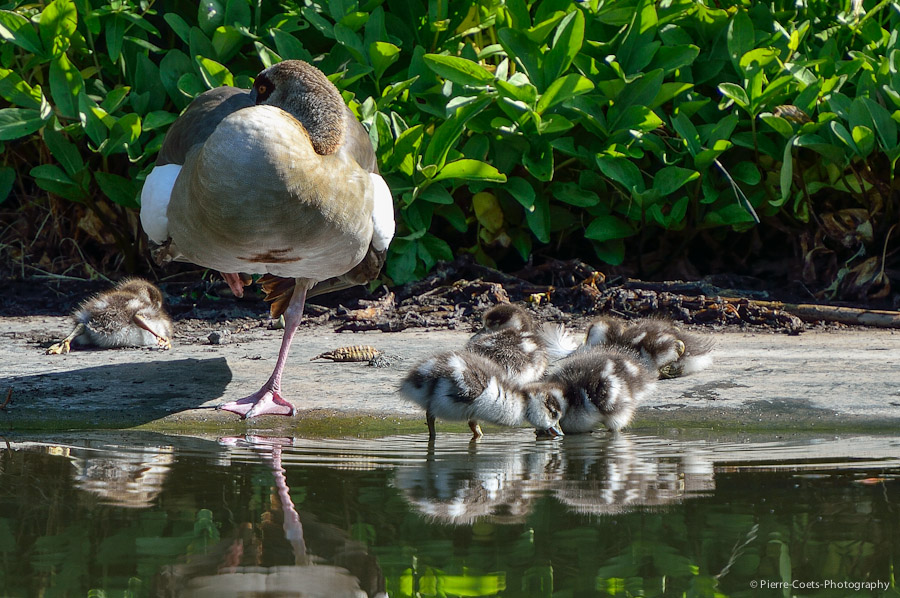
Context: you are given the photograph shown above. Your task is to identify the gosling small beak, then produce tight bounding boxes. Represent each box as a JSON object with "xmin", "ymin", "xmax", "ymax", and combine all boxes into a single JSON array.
[
  {"xmin": 546, "ymin": 425, "xmax": 564, "ymax": 438},
  {"xmin": 675, "ymin": 339, "xmax": 686, "ymax": 357}
]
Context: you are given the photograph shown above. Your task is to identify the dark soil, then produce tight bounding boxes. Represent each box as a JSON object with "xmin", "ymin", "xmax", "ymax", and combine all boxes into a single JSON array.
[{"xmin": 1, "ymin": 256, "xmax": 875, "ymax": 345}]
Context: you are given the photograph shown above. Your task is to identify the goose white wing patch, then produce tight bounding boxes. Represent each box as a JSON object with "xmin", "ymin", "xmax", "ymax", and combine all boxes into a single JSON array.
[
  {"xmin": 140, "ymin": 164, "xmax": 181, "ymax": 244},
  {"xmin": 369, "ymin": 173, "xmax": 395, "ymax": 251}
]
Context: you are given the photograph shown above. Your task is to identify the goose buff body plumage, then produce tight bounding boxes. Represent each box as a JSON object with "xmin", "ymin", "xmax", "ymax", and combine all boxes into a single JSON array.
[{"xmin": 140, "ymin": 60, "xmax": 395, "ymax": 418}]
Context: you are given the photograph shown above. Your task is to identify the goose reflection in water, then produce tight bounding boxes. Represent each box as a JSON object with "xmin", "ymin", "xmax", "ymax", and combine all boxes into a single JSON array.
[
  {"xmin": 8, "ymin": 440, "xmax": 175, "ymax": 509},
  {"xmin": 155, "ymin": 436, "xmax": 386, "ymax": 598},
  {"xmin": 392, "ymin": 433, "xmax": 715, "ymax": 525}
]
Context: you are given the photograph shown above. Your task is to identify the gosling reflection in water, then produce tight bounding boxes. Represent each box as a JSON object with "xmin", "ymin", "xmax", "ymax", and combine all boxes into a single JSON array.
[
  {"xmin": 155, "ymin": 436, "xmax": 386, "ymax": 598},
  {"xmin": 393, "ymin": 433, "xmax": 715, "ymax": 525}
]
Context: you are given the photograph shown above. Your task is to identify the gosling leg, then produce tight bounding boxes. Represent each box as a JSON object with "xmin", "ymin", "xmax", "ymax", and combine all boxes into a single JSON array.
[
  {"xmin": 468, "ymin": 420, "xmax": 483, "ymax": 440},
  {"xmin": 46, "ymin": 323, "xmax": 86, "ymax": 355},
  {"xmin": 426, "ymin": 411, "xmax": 436, "ymax": 440}
]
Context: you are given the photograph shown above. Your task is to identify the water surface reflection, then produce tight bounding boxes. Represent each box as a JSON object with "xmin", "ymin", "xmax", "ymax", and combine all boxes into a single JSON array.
[{"xmin": 1, "ymin": 431, "xmax": 898, "ymax": 597}]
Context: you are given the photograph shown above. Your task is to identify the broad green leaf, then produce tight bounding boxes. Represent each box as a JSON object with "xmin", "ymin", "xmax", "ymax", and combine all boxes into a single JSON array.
[
  {"xmin": 78, "ymin": 93, "xmax": 108, "ymax": 146},
  {"xmin": 498, "ymin": 27, "xmax": 542, "ymax": 90},
  {"xmin": 523, "ymin": 142, "xmax": 553, "ymax": 182},
  {"xmin": 101, "ymin": 84, "xmax": 129, "ymax": 112},
  {"xmin": 618, "ymin": 0, "xmax": 659, "ymax": 75},
  {"xmin": 830, "ymin": 121, "xmax": 858, "ymax": 155},
  {"xmin": 198, "ymin": 0, "xmax": 225, "ymax": 36},
  {"xmin": 432, "ymin": 159, "xmax": 506, "ymax": 183},
  {"xmin": 732, "ymin": 161, "xmax": 761, "ymax": 185},
  {"xmin": 585, "ymin": 215, "xmax": 635, "ymax": 242},
  {"xmin": 760, "ymin": 113, "xmax": 794, "ymax": 137},
  {"xmin": 596, "ymin": 155, "xmax": 645, "ymax": 192},
  {"xmin": 780, "ymin": 137, "xmax": 794, "ymax": 202},
  {"xmin": 103, "ymin": 113, "xmax": 141, "ymax": 156},
  {"xmin": 0, "ymin": 10, "xmax": 44, "ymax": 55},
  {"xmin": 551, "ymin": 182, "xmax": 599, "ymax": 207},
  {"xmin": 271, "ymin": 29, "xmax": 313, "ymax": 62},
  {"xmin": 105, "ymin": 15, "xmax": 124, "ymax": 62},
  {"xmin": 472, "ymin": 191, "xmax": 504, "ymax": 232},
  {"xmin": 0, "ymin": 68, "xmax": 44, "ymax": 110},
  {"xmin": 535, "ymin": 74, "xmax": 593, "ymax": 114},
  {"xmin": 861, "ymin": 97, "xmax": 897, "ymax": 149},
  {"xmin": 418, "ymin": 185, "xmax": 453, "ymax": 204},
  {"xmin": 43, "ymin": 129, "xmax": 83, "ymax": 176},
  {"xmin": 611, "ymin": 105, "xmax": 663, "ymax": 133},
  {"xmin": 495, "ymin": 79, "xmax": 537, "ymax": 105},
  {"xmin": 423, "ymin": 54, "xmax": 494, "ymax": 87},
  {"xmin": 196, "ymin": 56, "xmax": 234, "ymax": 88},
  {"xmin": 651, "ymin": 45, "xmax": 700, "ymax": 73},
  {"xmin": 334, "ymin": 24, "xmax": 367, "ymax": 64},
  {"xmin": 160, "ymin": 50, "xmax": 195, "ymax": 107},
  {"xmin": 545, "ymin": 10, "xmax": 584, "ymax": 82},
  {"xmin": 727, "ymin": 10, "xmax": 753, "ymax": 74},
  {"xmin": 852, "ymin": 125, "xmax": 875, "ymax": 157},
  {"xmin": 225, "ymin": 0, "xmax": 252, "ymax": 28},
  {"xmin": 423, "ymin": 96, "xmax": 490, "ymax": 170},
  {"xmin": 652, "ymin": 166, "xmax": 699, "ymax": 196},
  {"xmin": 143, "ymin": 111, "xmax": 178, "ymax": 131},
  {"xmin": 506, "ymin": 176, "xmax": 535, "ymax": 209},
  {"xmin": 164, "ymin": 13, "xmax": 192, "ymax": 45},
  {"xmin": 0, "ymin": 165, "xmax": 14, "ymax": 204},
  {"xmin": 671, "ymin": 112, "xmax": 702, "ymax": 155},
  {"xmin": 39, "ymin": 0, "xmax": 77, "ymax": 57},
  {"xmin": 386, "ymin": 240, "xmax": 417, "ymax": 284},
  {"xmin": 96, "ymin": 172, "xmax": 140, "ymax": 208},
  {"xmin": 593, "ymin": 239, "xmax": 625, "ymax": 265},
  {"xmin": 718, "ymin": 82, "xmax": 749, "ymax": 108},
  {"xmin": 739, "ymin": 48, "xmax": 778, "ymax": 72},
  {"xmin": 418, "ymin": 233, "xmax": 453, "ymax": 268},
  {"xmin": 525, "ymin": 195, "xmax": 550, "ymax": 243},
  {"xmin": 49, "ymin": 52, "xmax": 83, "ymax": 120},
  {"xmin": 371, "ymin": 42, "xmax": 400, "ymax": 80},
  {"xmin": 436, "ymin": 203, "xmax": 467, "ymax": 232},
  {"xmin": 30, "ymin": 163, "xmax": 86, "ymax": 200},
  {"xmin": 212, "ymin": 25, "xmax": 244, "ymax": 62},
  {"xmin": 387, "ymin": 124, "xmax": 424, "ymax": 176}
]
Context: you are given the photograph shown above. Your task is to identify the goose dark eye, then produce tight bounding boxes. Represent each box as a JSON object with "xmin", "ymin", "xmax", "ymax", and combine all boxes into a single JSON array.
[{"xmin": 257, "ymin": 84, "xmax": 267, "ymax": 95}]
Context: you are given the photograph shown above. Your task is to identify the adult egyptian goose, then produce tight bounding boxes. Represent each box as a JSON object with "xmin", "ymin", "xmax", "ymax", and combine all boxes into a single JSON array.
[
  {"xmin": 140, "ymin": 60, "xmax": 395, "ymax": 418},
  {"xmin": 400, "ymin": 350, "xmax": 564, "ymax": 440},
  {"xmin": 465, "ymin": 304, "xmax": 578, "ymax": 383},
  {"xmin": 47, "ymin": 278, "xmax": 173, "ymax": 354},
  {"xmin": 584, "ymin": 316, "xmax": 714, "ymax": 379}
]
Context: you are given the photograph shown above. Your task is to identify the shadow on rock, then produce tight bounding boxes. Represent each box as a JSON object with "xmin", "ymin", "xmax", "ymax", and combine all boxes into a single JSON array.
[{"xmin": 4, "ymin": 357, "xmax": 231, "ymax": 426}]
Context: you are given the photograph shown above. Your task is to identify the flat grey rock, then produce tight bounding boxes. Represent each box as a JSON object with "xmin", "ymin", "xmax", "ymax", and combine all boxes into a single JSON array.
[{"xmin": 2, "ymin": 316, "xmax": 899, "ymax": 433}]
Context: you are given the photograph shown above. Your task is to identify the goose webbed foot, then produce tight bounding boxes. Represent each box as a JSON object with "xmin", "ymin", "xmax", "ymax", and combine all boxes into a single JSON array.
[{"xmin": 219, "ymin": 387, "xmax": 296, "ymax": 418}]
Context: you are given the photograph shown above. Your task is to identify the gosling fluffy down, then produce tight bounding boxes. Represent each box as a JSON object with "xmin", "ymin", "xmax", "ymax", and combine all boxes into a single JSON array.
[
  {"xmin": 465, "ymin": 304, "xmax": 578, "ymax": 383},
  {"xmin": 400, "ymin": 350, "xmax": 564, "ymax": 440},
  {"xmin": 584, "ymin": 316, "xmax": 713, "ymax": 379},
  {"xmin": 48, "ymin": 278, "xmax": 174, "ymax": 353},
  {"xmin": 545, "ymin": 347, "xmax": 657, "ymax": 434}
]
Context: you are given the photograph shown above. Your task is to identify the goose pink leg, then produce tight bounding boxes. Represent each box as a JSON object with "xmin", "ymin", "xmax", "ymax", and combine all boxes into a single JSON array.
[{"xmin": 218, "ymin": 280, "xmax": 311, "ymax": 418}]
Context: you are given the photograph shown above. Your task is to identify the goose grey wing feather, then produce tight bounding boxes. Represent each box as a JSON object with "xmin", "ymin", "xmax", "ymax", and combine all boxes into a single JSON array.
[
  {"xmin": 306, "ymin": 107, "xmax": 385, "ymax": 298},
  {"xmin": 157, "ymin": 87, "xmax": 254, "ymax": 167}
]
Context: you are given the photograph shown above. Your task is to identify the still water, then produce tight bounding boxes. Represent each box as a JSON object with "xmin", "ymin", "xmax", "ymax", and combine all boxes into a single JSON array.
[{"xmin": 1, "ymin": 431, "xmax": 898, "ymax": 598}]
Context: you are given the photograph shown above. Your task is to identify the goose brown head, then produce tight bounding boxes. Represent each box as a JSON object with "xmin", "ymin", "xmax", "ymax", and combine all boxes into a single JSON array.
[{"xmin": 251, "ymin": 60, "xmax": 345, "ymax": 156}]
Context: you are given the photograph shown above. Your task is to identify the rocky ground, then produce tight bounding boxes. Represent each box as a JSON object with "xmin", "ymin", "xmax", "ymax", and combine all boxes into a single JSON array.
[{"xmin": 2, "ymin": 259, "xmax": 900, "ymax": 437}]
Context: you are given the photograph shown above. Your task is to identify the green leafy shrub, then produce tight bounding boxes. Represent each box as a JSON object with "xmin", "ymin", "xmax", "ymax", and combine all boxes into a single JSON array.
[{"xmin": 1, "ymin": 0, "xmax": 898, "ymax": 300}]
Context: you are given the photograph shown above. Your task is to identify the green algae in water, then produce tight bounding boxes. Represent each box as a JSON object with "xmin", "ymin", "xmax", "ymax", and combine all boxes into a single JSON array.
[{"xmin": 1, "ymin": 431, "xmax": 899, "ymax": 597}]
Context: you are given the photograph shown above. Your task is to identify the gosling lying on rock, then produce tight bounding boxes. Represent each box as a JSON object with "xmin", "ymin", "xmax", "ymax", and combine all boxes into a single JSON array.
[
  {"xmin": 584, "ymin": 316, "xmax": 713, "ymax": 379},
  {"xmin": 465, "ymin": 304, "xmax": 578, "ymax": 383},
  {"xmin": 47, "ymin": 278, "xmax": 174, "ymax": 354},
  {"xmin": 400, "ymin": 350, "xmax": 565, "ymax": 440}
]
